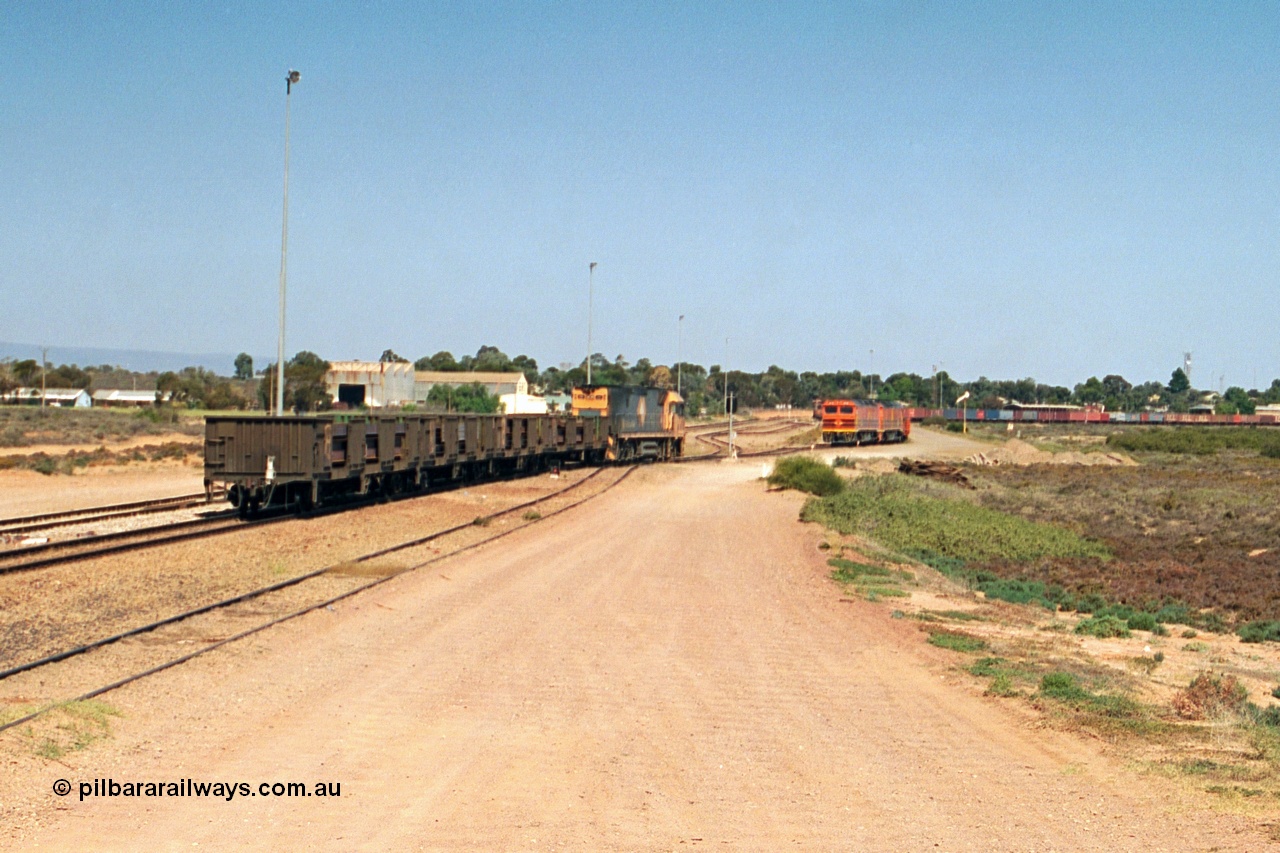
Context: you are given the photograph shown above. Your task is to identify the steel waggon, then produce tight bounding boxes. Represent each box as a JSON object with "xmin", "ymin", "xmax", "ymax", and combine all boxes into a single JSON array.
[
  {"xmin": 816, "ymin": 399, "xmax": 910, "ymax": 445},
  {"xmin": 204, "ymin": 386, "xmax": 686, "ymax": 515},
  {"xmin": 204, "ymin": 411, "xmax": 612, "ymax": 515}
]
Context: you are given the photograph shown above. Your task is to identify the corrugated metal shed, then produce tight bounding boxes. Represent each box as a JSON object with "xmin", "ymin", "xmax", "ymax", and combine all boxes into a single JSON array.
[
  {"xmin": 414, "ymin": 371, "xmax": 528, "ymax": 402},
  {"xmin": 4, "ymin": 387, "xmax": 92, "ymax": 407},
  {"xmin": 325, "ymin": 361, "xmax": 415, "ymax": 408},
  {"xmin": 92, "ymin": 389, "xmax": 170, "ymax": 406}
]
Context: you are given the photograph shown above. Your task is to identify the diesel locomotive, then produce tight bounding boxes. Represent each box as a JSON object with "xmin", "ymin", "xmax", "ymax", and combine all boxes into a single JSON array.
[{"xmin": 814, "ymin": 399, "xmax": 910, "ymax": 445}]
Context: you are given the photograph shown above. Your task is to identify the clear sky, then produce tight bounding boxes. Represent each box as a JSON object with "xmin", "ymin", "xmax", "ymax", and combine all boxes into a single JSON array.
[{"xmin": 2, "ymin": 2, "xmax": 1278, "ymax": 388}]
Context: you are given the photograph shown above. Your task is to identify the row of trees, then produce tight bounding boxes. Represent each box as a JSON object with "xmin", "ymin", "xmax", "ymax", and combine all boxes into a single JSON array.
[
  {"xmin": 7, "ymin": 346, "xmax": 1280, "ymax": 417},
  {"xmin": 396, "ymin": 347, "xmax": 1280, "ymax": 417}
]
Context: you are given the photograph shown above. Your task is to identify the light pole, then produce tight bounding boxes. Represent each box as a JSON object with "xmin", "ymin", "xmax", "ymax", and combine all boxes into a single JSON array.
[
  {"xmin": 677, "ymin": 314, "xmax": 684, "ymax": 396},
  {"xmin": 586, "ymin": 262, "xmax": 597, "ymax": 385},
  {"xmin": 869, "ymin": 349, "xmax": 875, "ymax": 398},
  {"xmin": 276, "ymin": 69, "xmax": 300, "ymax": 416}
]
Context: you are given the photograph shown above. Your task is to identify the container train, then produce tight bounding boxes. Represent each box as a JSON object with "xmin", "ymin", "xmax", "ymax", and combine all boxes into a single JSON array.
[
  {"xmin": 814, "ymin": 399, "xmax": 911, "ymax": 445},
  {"xmin": 906, "ymin": 406, "xmax": 1280, "ymax": 426},
  {"xmin": 203, "ymin": 386, "xmax": 684, "ymax": 514}
]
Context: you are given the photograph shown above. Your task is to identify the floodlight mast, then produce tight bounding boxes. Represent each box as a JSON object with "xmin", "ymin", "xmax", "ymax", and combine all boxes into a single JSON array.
[
  {"xmin": 276, "ymin": 69, "xmax": 300, "ymax": 416},
  {"xmin": 587, "ymin": 262, "xmax": 597, "ymax": 385}
]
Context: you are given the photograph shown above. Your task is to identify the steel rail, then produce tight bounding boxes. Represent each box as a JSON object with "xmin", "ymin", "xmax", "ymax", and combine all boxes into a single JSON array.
[
  {"xmin": 0, "ymin": 465, "xmax": 634, "ymax": 735},
  {"xmin": 0, "ymin": 493, "xmax": 219, "ymax": 537}
]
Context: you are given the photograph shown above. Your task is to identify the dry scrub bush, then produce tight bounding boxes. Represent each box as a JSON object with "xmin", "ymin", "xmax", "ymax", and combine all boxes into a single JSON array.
[{"xmin": 1172, "ymin": 673, "xmax": 1249, "ymax": 720}]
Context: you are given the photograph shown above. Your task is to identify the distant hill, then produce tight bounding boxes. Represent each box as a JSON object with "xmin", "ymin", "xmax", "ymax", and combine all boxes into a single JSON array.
[{"xmin": 0, "ymin": 341, "xmax": 254, "ymax": 375}]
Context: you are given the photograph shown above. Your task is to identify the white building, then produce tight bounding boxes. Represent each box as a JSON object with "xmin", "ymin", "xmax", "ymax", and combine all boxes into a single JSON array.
[
  {"xmin": 92, "ymin": 389, "xmax": 169, "ymax": 407},
  {"xmin": 3, "ymin": 387, "xmax": 92, "ymax": 408},
  {"xmin": 325, "ymin": 361, "xmax": 416, "ymax": 408},
  {"xmin": 499, "ymin": 392, "xmax": 547, "ymax": 414},
  {"xmin": 413, "ymin": 371, "xmax": 528, "ymax": 404}
]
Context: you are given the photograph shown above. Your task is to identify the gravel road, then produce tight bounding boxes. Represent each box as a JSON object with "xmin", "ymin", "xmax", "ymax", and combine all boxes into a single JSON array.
[{"xmin": 3, "ymin": 449, "xmax": 1263, "ymax": 850}]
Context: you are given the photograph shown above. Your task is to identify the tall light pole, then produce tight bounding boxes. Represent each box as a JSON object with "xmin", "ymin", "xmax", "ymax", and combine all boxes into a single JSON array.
[
  {"xmin": 276, "ymin": 69, "xmax": 300, "ymax": 416},
  {"xmin": 677, "ymin": 314, "xmax": 684, "ymax": 396},
  {"xmin": 725, "ymin": 337, "xmax": 733, "ymax": 456},
  {"xmin": 587, "ymin": 262, "xmax": 597, "ymax": 385}
]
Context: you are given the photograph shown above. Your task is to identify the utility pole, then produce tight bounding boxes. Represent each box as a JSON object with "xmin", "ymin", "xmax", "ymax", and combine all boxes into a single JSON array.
[
  {"xmin": 276, "ymin": 69, "xmax": 300, "ymax": 417},
  {"xmin": 40, "ymin": 346, "xmax": 47, "ymax": 413},
  {"xmin": 724, "ymin": 337, "xmax": 733, "ymax": 456}
]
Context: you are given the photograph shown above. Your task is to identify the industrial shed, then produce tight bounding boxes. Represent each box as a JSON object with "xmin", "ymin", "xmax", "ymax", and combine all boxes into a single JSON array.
[
  {"xmin": 3, "ymin": 387, "xmax": 92, "ymax": 407},
  {"xmin": 413, "ymin": 371, "xmax": 528, "ymax": 404},
  {"xmin": 325, "ymin": 361, "xmax": 415, "ymax": 408},
  {"xmin": 92, "ymin": 389, "xmax": 169, "ymax": 407}
]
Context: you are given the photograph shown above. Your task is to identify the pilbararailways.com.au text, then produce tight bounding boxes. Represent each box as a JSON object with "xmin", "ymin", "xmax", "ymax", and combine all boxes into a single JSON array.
[{"xmin": 56, "ymin": 778, "xmax": 341, "ymax": 802}]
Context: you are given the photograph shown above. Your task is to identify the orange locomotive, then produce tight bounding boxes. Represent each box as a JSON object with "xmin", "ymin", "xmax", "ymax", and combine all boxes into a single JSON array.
[{"xmin": 816, "ymin": 399, "xmax": 910, "ymax": 445}]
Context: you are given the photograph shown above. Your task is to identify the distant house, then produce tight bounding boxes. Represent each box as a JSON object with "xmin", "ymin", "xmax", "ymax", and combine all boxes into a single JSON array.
[
  {"xmin": 325, "ymin": 361, "xmax": 416, "ymax": 408},
  {"xmin": 413, "ymin": 371, "xmax": 528, "ymax": 404},
  {"xmin": 3, "ymin": 387, "xmax": 92, "ymax": 408},
  {"xmin": 92, "ymin": 389, "xmax": 169, "ymax": 407}
]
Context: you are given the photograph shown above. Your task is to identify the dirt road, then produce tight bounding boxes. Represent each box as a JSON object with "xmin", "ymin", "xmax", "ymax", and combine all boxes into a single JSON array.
[{"xmin": 6, "ymin": 454, "xmax": 1262, "ymax": 850}]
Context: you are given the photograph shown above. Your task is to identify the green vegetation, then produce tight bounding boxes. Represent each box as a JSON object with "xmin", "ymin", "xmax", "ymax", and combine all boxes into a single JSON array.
[
  {"xmin": 927, "ymin": 631, "xmax": 988, "ymax": 653},
  {"xmin": 1237, "ymin": 620, "xmax": 1280, "ymax": 644},
  {"xmin": 1106, "ymin": 427, "xmax": 1280, "ymax": 456},
  {"xmin": 1074, "ymin": 615, "xmax": 1132, "ymax": 639},
  {"xmin": 0, "ymin": 407, "xmax": 198, "ymax": 449},
  {"xmin": 426, "ymin": 381, "xmax": 502, "ymax": 414},
  {"xmin": 768, "ymin": 456, "xmax": 845, "ymax": 496},
  {"xmin": 1037, "ymin": 672, "xmax": 1143, "ymax": 719},
  {"xmin": 21, "ymin": 700, "xmax": 122, "ymax": 759},
  {"xmin": 800, "ymin": 476, "xmax": 1109, "ymax": 563}
]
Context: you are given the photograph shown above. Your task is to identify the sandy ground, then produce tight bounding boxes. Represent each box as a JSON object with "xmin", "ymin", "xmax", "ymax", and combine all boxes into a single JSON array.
[
  {"xmin": 1, "ymin": 453, "xmax": 1265, "ymax": 850},
  {"xmin": 0, "ymin": 462, "xmax": 205, "ymax": 518}
]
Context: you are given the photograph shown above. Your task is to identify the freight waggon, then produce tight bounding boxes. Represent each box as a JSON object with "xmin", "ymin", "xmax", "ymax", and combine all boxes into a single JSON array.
[
  {"xmin": 906, "ymin": 406, "xmax": 1280, "ymax": 427},
  {"xmin": 204, "ymin": 387, "xmax": 685, "ymax": 514},
  {"xmin": 815, "ymin": 399, "xmax": 910, "ymax": 445}
]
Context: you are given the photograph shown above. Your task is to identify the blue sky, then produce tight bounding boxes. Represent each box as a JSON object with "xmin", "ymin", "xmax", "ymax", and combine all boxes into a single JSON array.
[{"xmin": 2, "ymin": 2, "xmax": 1278, "ymax": 388}]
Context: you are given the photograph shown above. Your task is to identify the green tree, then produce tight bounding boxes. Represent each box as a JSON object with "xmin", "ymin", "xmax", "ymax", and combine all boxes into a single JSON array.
[
  {"xmin": 426, "ymin": 382, "xmax": 500, "ymax": 413},
  {"xmin": 233, "ymin": 352, "xmax": 254, "ymax": 380},
  {"xmin": 1223, "ymin": 386, "xmax": 1255, "ymax": 415},
  {"xmin": 286, "ymin": 351, "xmax": 331, "ymax": 411},
  {"xmin": 1168, "ymin": 368, "xmax": 1190, "ymax": 395},
  {"xmin": 415, "ymin": 351, "xmax": 460, "ymax": 371},
  {"xmin": 1074, "ymin": 376, "xmax": 1105, "ymax": 405},
  {"xmin": 12, "ymin": 359, "xmax": 39, "ymax": 385},
  {"xmin": 379, "ymin": 349, "xmax": 408, "ymax": 363}
]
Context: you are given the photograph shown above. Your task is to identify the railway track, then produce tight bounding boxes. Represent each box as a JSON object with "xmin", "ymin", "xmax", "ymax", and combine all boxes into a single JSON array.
[
  {"xmin": 0, "ymin": 491, "xmax": 219, "ymax": 537},
  {"xmin": 0, "ymin": 465, "xmax": 635, "ymax": 734},
  {"xmin": 0, "ymin": 464, "xmax": 598, "ymax": 576},
  {"xmin": 682, "ymin": 418, "xmax": 816, "ymax": 461},
  {"xmin": 0, "ymin": 511, "xmax": 255, "ymax": 576}
]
